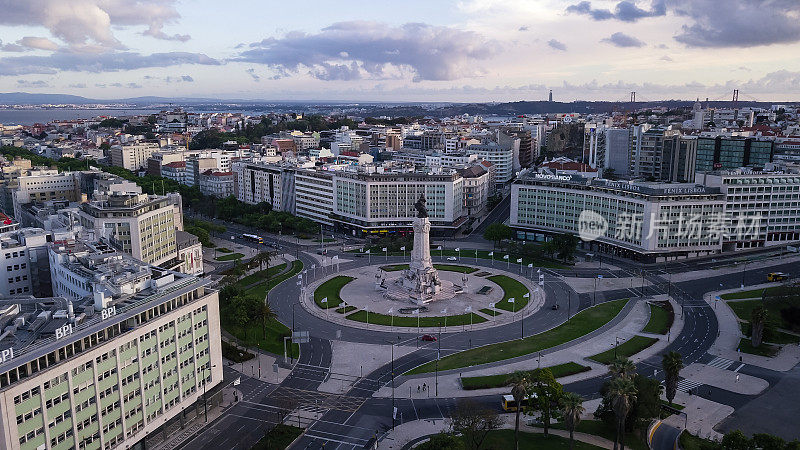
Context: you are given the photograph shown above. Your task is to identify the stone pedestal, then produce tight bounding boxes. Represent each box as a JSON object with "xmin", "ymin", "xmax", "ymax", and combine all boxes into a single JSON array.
[{"xmin": 401, "ymin": 217, "xmax": 442, "ymax": 304}]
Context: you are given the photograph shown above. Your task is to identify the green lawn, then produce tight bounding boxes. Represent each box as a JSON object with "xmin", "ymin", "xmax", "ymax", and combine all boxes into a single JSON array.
[
  {"xmin": 335, "ymin": 305, "xmax": 357, "ymax": 314},
  {"xmin": 480, "ymin": 308, "xmax": 501, "ymax": 316},
  {"xmin": 737, "ymin": 338, "xmax": 779, "ymax": 357},
  {"xmin": 475, "ymin": 429, "xmax": 603, "ymax": 450},
  {"xmin": 460, "ymin": 362, "xmax": 590, "ymax": 390},
  {"xmin": 679, "ymin": 431, "xmax": 719, "ymax": 450},
  {"xmin": 222, "ymin": 317, "xmax": 298, "ymax": 358},
  {"xmin": 487, "ymin": 275, "xmax": 530, "ymax": 312},
  {"xmin": 379, "ymin": 263, "xmax": 478, "ymax": 273},
  {"xmin": 251, "ymin": 424, "xmax": 303, "ymax": 450},
  {"xmin": 642, "ymin": 302, "xmax": 672, "ymax": 334},
  {"xmin": 245, "ymin": 260, "xmax": 304, "ymax": 300},
  {"xmin": 720, "ymin": 286, "xmax": 784, "ymax": 300},
  {"xmin": 407, "ymin": 299, "xmax": 629, "ymax": 374},
  {"xmin": 216, "ymin": 252, "xmax": 245, "ymax": 261},
  {"xmin": 552, "ymin": 420, "xmax": 647, "ymax": 450},
  {"xmin": 314, "ymin": 276, "xmax": 355, "ymax": 308},
  {"xmin": 727, "ymin": 296, "xmax": 800, "ymax": 330},
  {"xmin": 216, "ymin": 247, "xmax": 233, "ymax": 253},
  {"xmin": 588, "ymin": 335, "xmax": 659, "ymax": 364},
  {"xmin": 345, "ymin": 310, "xmax": 486, "ymax": 327},
  {"xmin": 236, "ymin": 263, "xmax": 287, "ymax": 288}
]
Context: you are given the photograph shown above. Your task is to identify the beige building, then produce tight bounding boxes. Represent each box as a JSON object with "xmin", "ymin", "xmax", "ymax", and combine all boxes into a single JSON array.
[
  {"xmin": 109, "ymin": 143, "xmax": 160, "ymax": 171},
  {"xmin": 78, "ymin": 189, "xmax": 178, "ymax": 267}
]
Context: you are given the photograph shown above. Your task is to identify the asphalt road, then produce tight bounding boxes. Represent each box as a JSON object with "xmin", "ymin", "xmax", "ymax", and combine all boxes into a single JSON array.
[{"xmin": 188, "ymin": 214, "xmax": 800, "ymax": 449}]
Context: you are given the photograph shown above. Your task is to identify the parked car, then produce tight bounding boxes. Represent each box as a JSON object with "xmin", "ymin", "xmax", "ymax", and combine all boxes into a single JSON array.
[
  {"xmin": 446, "ymin": 256, "xmax": 457, "ymax": 261},
  {"xmin": 551, "ymin": 304, "xmax": 560, "ymax": 310},
  {"xmin": 420, "ymin": 334, "xmax": 437, "ymax": 342}
]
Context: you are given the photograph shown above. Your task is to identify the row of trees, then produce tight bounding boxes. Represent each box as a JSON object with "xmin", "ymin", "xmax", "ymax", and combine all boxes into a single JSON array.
[
  {"xmin": 219, "ymin": 252, "xmax": 277, "ymax": 339},
  {"xmin": 483, "ymin": 223, "xmax": 579, "ymax": 262},
  {"xmin": 189, "ymin": 114, "xmax": 358, "ymax": 148}
]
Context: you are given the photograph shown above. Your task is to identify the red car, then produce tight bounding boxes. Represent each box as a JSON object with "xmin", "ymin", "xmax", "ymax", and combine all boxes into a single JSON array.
[{"xmin": 420, "ymin": 334, "xmax": 437, "ymax": 342}]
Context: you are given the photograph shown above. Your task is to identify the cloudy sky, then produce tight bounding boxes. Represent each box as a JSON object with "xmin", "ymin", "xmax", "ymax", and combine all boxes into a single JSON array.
[{"xmin": 1, "ymin": 0, "xmax": 799, "ymax": 102}]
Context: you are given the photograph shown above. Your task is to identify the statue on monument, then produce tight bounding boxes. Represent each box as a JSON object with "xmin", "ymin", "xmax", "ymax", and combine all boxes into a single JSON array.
[{"xmin": 414, "ymin": 194, "xmax": 428, "ymax": 218}]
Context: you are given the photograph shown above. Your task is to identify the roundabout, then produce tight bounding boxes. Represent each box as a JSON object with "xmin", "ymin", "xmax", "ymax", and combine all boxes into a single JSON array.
[{"xmin": 303, "ymin": 262, "xmax": 545, "ymax": 333}]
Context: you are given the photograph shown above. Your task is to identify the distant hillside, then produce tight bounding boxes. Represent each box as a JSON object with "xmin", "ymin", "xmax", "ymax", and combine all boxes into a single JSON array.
[{"xmin": 0, "ymin": 92, "xmax": 98, "ymax": 105}]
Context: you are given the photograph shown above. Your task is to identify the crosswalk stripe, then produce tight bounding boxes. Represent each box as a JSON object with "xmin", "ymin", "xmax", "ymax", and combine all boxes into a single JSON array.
[
  {"xmin": 706, "ymin": 357, "xmax": 734, "ymax": 370},
  {"xmin": 676, "ymin": 379, "xmax": 702, "ymax": 393}
]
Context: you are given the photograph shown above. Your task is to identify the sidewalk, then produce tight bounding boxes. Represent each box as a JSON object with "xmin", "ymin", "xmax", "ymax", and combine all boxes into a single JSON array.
[
  {"xmin": 662, "ymin": 390, "xmax": 734, "ymax": 441},
  {"xmin": 377, "ymin": 414, "xmax": 616, "ymax": 449},
  {"xmin": 705, "ymin": 287, "xmax": 800, "ymax": 372},
  {"xmin": 375, "ymin": 296, "xmax": 683, "ymax": 399},
  {"xmin": 318, "ymin": 340, "xmax": 419, "ymax": 394},
  {"xmin": 671, "ymin": 253, "xmax": 800, "ymax": 283},
  {"xmin": 225, "ymin": 346, "xmax": 294, "ymax": 384},
  {"xmin": 148, "ymin": 385, "xmax": 241, "ymax": 450}
]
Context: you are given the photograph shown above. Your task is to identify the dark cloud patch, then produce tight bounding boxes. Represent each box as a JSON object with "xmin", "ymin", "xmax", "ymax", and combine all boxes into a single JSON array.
[
  {"xmin": 126, "ymin": 83, "xmax": 142, "ymax": 89},
  {"xmin": 16, "ymin": 79, "xmax": 50, "ymax": 88},
  {"xmin": 659, "ymin": 55, "xmax": 673, "ymax": 61},
  {"xmin": 0, "ymin": 51, "xmax": 220, "ymax": 76},
  {"xmin": 69, "ymin": 83, "xmax": 87, "ymax": 88},
  {"xmin": 567, "ymin": 0, "xmax": 800, "ymax": 48},
  {"xmin": 518, "ymin": 25, "xmax": 529, "ymax": 31},
  {"xmin": 672, "ymin": 0, "xmax": 800, "ymax": 48},
  {"xmin": 567, "ymin": 1, "xmax": 666, "ymax": 21},
  {"xmin": 601, "ymin": 32, "xmax": 646, "ymax": 47},
  {"xmin": 547, "ymin": 39, "xmax": 567, "ymax": 51},
  {"xmin": 246, "ymin": 68, "xmax": 260, "ymax": 82},
  {"xmin": 235, "ymin": 21, "xmax": 498, "ymax": 82}
]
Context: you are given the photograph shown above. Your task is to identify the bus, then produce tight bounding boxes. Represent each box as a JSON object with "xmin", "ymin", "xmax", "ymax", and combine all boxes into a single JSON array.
[
  {"xmin": 501, "ymin": 394, "xmax": 535, "ymax": 412},
  {"xmin": 767, "ymin": 272, "xmax": 787, "ymax": 282},
  {"xmin": 241, "ymin": 234, "xmax": 264, "ymax": 245}
]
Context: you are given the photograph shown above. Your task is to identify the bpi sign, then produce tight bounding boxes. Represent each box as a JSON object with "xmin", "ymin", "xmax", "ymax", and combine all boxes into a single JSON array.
[
  {"xmin": 55, "ymin": 324, "xmax": 74, "ymax": 340},
  {"xmin": 0, "ymin": 347, "xmax": 13, "ymax": 363},
  {"xmin": 101, "ymin": 306, "xmax": 117, "ymax": 320}
]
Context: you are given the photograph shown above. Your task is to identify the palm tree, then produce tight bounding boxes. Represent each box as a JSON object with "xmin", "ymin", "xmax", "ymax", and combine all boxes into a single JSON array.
[
  {"xmin": 662, "ymin": 352, "xmax": 684, "ymax": 406},
  {"xmin": 258, "ymin": 302, "xmax": 277, "ymax": 339},
  {"xmin": 561, "ymin": 392, "xmax": 585, "ymax": 450},
  {"xmin": 251, "ymin": 251, "xmax": 272, "ymax": 273},
  {"xmin": 750, "ymin": 305, "xmax": 768, "ymax": 347},
  {"xmin": 508, "ymin": 371, "xmax": 530, "ymax": 450},
  {"xmin": 608, "ymin": 357, "xmax": 636, "ymax": 380},
  {"xmin": 608, "ymin": 377, "xmax": 637, "ymax": 450}
]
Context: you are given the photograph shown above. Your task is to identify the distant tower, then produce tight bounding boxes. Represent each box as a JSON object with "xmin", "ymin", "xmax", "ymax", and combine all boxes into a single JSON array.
[{"xmin": 548, "ymin": 90, "xmax": 553, "ymax": 102}]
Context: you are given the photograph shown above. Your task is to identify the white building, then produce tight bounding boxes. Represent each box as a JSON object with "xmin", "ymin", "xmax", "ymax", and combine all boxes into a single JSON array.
[
  {"xmin": 294, "ymin": 169, "xmax": 335, "ymax": 227},
  {"xmin": 699, "ymin": 170, "xmax": 800, "ymax": 250},
  {"xmin": 109, "ymin": 142, "xmax": 160, "ymax": 170},
  {"xmin": 466, "ymin": 140, "xmax": 515, "ymax": 186},
  {"xmin": 511, "ymin": 170, "xmax": 727, "ymax": 262},
  {"xmin": 197, "ymin": 171, "xmax": 234, "ymax": 198}
]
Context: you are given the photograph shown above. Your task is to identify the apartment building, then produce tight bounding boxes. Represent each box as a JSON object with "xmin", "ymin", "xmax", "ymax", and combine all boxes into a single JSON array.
[
  {"xmin": 109, "ymin": 142, "xmax": 160, "ymax": 171},
  {"xmin": 0, "ymin": 245, "xmax": 221, "ymax": 450},
  {"xmin": 77, "ymin": 189, "xmax": 178, "ymax": 266},
  {"xmin": 511, "ymin": 170, "xmax": 726, "ymax": 262},
  {"xmin": 466, "ymin": 140, "xmax": 516, "ymax": 186},
  {"xmin": 332, "ymin": 170, "xmax": 465, "ymax": 236},
  {"xmin": 294, "ymin": 169, "xmax": 335, "ymax": 227},
  {"xmin": 231, "ymin": 162, "xmax": 288, "ymax": 211},
  {"xmin": 197, "ymin": 171, "xmax": 234, "ymax": 199},
  {"xmin": 695, "ymin": 136, "xmax": 774, "ymax": 173},
  {"xmin": 11, "ymin": 171, "xmax": 83, "ymax": 221},
  {"xmin": 160, "ymin": 162, "xmax": 186, "ymax": 185}
]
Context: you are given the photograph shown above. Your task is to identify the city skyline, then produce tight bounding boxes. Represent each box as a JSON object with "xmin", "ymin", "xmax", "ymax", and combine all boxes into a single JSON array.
[{"xmin": 0, "ymin": 0, "xmax": 799, "ymax": 102}]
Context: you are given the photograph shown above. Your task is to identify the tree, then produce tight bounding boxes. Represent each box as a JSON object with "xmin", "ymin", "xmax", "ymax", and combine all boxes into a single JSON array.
[
  {"xmin": 257, "ymin": 302, "xmax": 277, "ymax": 339},
  {"xmin": 551, "ymin": 233, "xmax": 579, "ymax": 262},
  {"xmin": 751, "ymin": 305, "xmax": 768, "ymax": 347},
  {"xmin": 662, "ymin": 352, "xmax": 684, "ymax": 406},
  {"xmin": 508, "ymin": 371, "xmax": 530, "ymax": 450},
  {"xmin": 528, "ymin": 368, "xmax": 563, "ymax": 437},
  {"xmin": 415, "ymin": 432, "xmax": 465, "ymax": 450},
  {"xmin": 251, "ymin": 251, "xmax": 272, "ymax": 273},
  {"xmin": 483, "ymin": 223, "xmax": 512, "ymax": 248},
  {"xmin": 608, "ymin": 377, "xmax": 637, "ymax": 450},
  {"xmin": 608, "ymin": 357, "xmax": 637, "ymax": 380},
  {"xmin": 721, "ymin": 430, "xmax": 753, "ymax": 450},
  {"xmin": 561, "ymin": 392, "xmax": 585, "ymax": 450},
  {"xmin": 449, "ymin": 399, "xmax": 502, "ymax": 450}
]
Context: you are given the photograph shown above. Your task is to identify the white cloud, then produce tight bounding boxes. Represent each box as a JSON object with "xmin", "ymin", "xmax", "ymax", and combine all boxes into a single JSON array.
[{"xmin": 236, "ymin": 21, "xmax": 500, "ymax": 82}]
